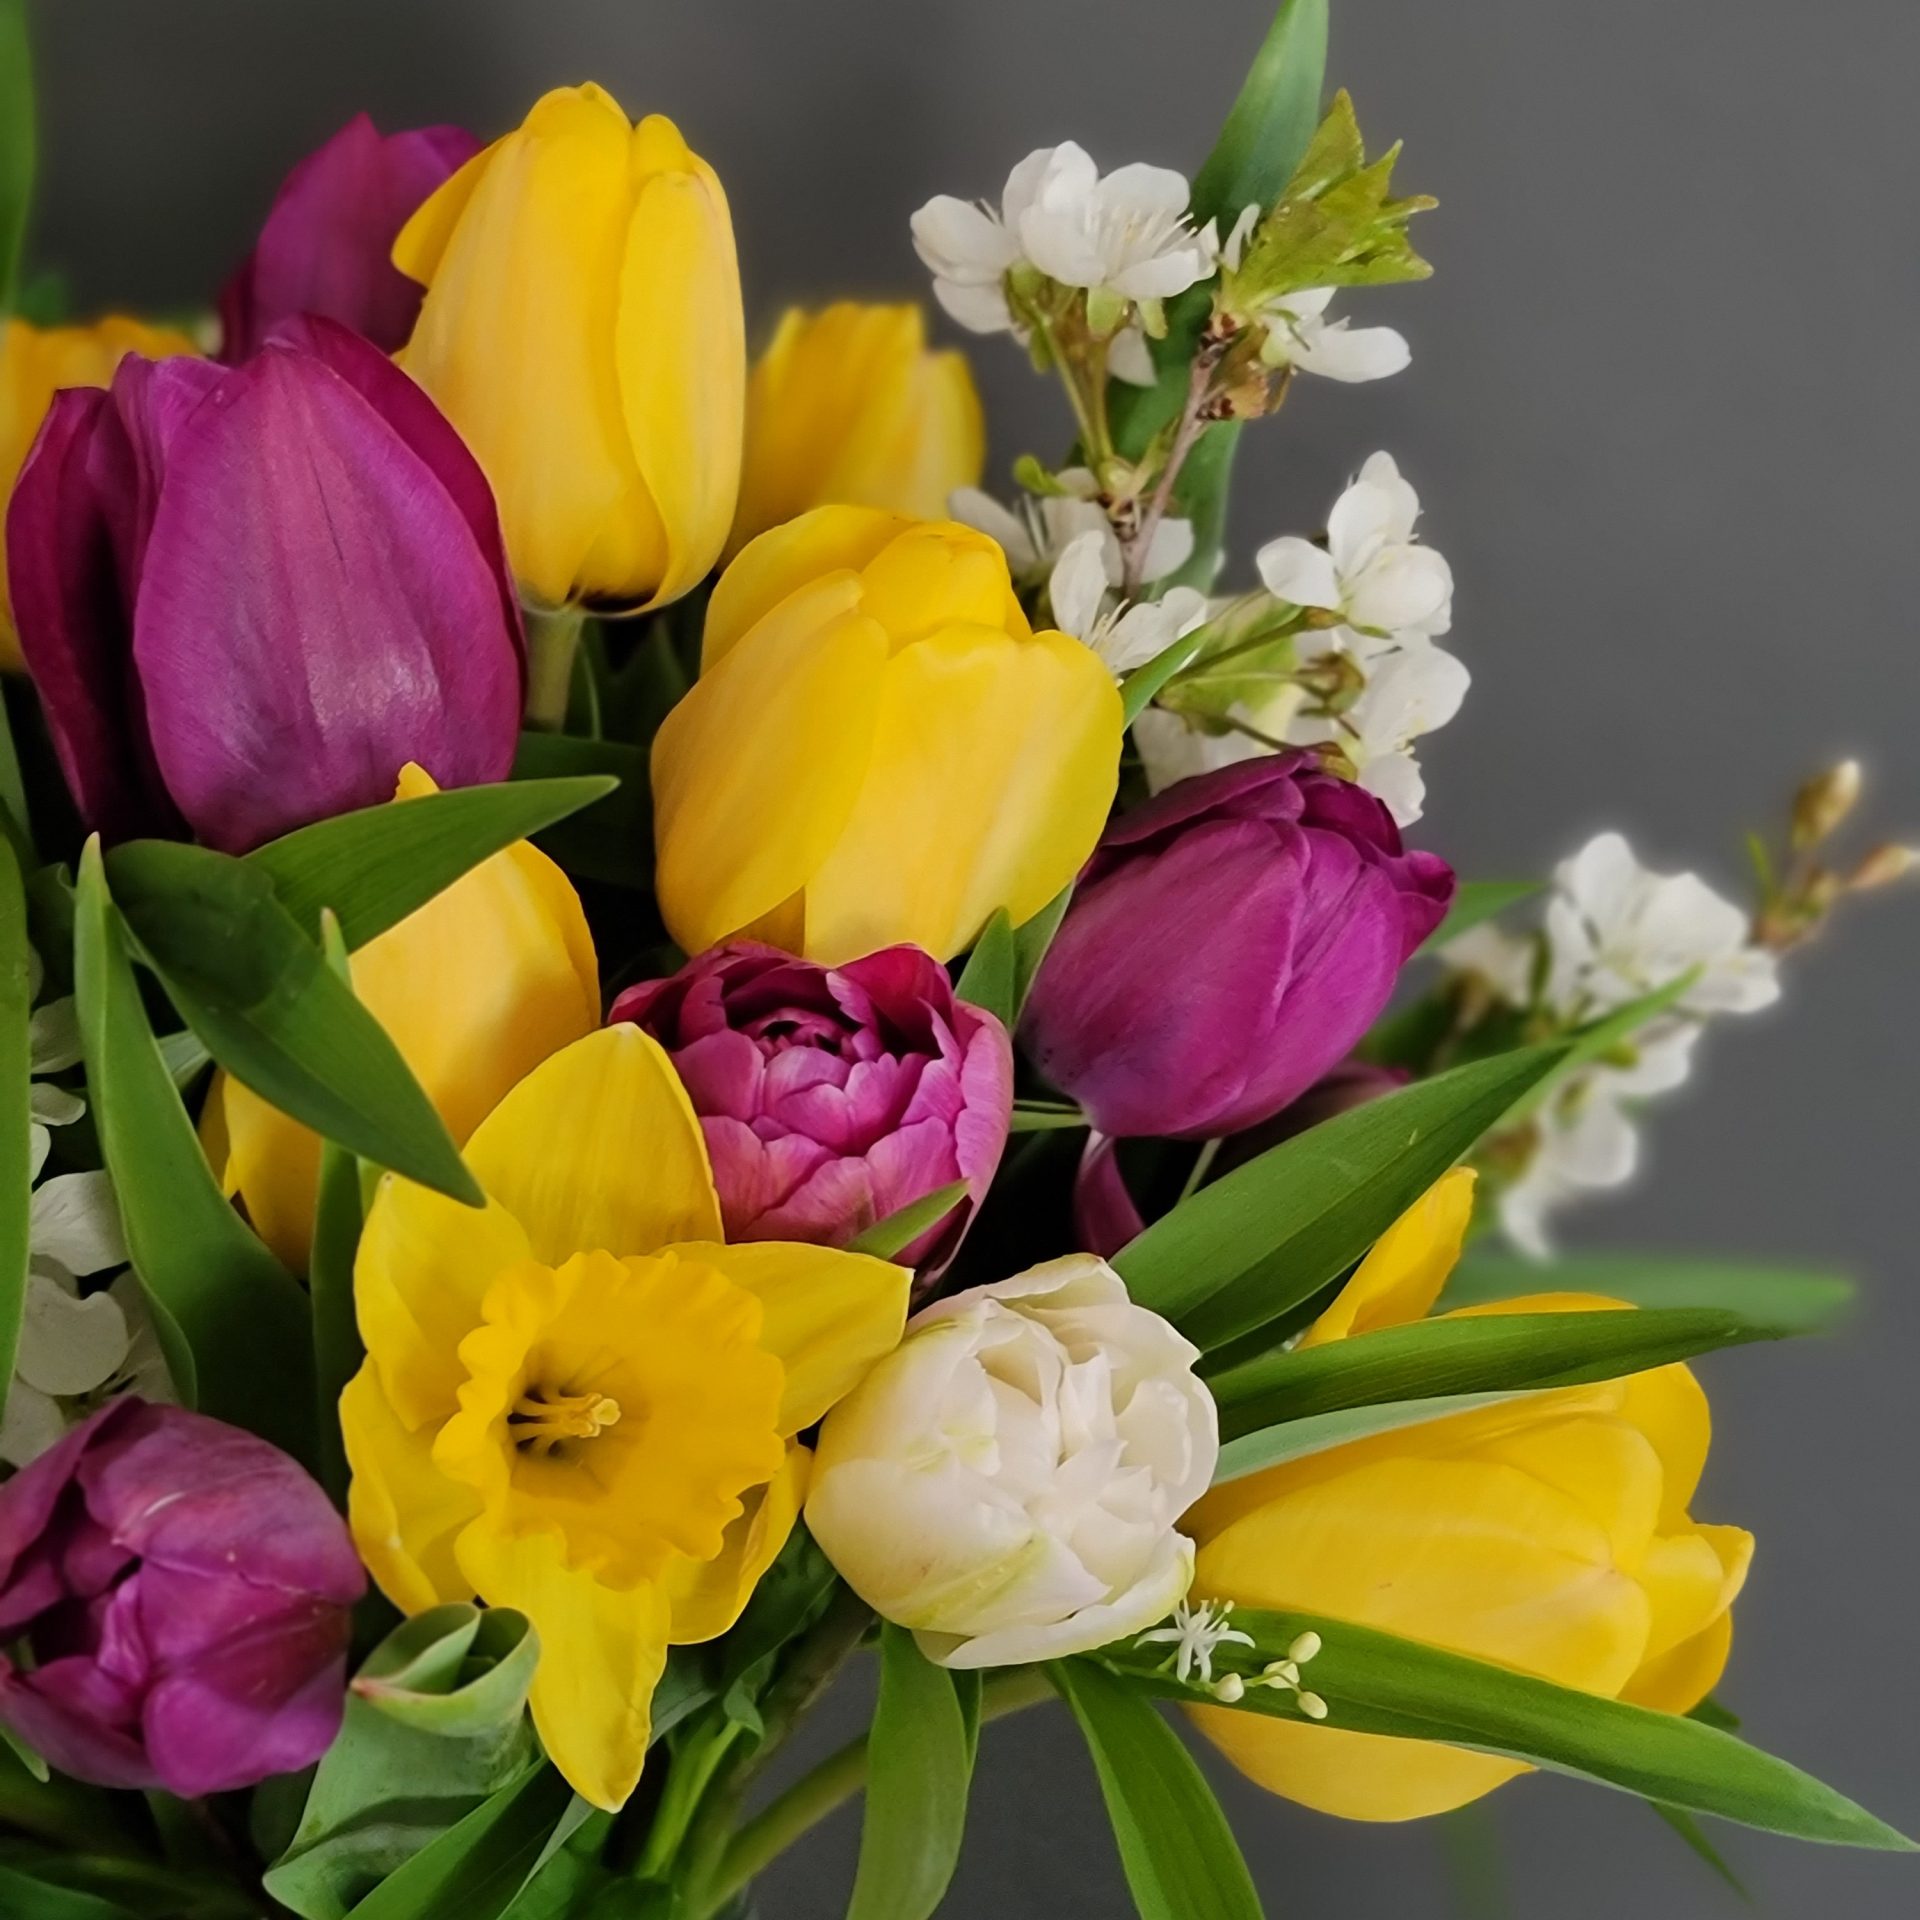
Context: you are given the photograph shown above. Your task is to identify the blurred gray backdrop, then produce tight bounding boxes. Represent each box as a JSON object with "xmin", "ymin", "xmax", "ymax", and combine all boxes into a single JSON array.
[{"xmin": 28, "ymin": 1, "xmax": 1919, "ymax": 1913}]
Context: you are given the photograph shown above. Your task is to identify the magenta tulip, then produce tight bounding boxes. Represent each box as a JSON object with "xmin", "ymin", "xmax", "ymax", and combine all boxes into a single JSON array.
[
  {"xmin": 6, "ymin": 315, "xmax": 523, "ymax": 851},
  {"xmin": 0, "ymin": 1399, "xmax": 364, "ymax": 1796},
  {"xmin": 220, "ymin": 114, "xmax": 481, "ymax": 360},
  {"xmin": 1024, "ymin": 755, "xmax": 1454, "ymax": 1141},
  {"xmin": 611, "ymin": 943, "xmax": 1013, "ymax": 1273}
]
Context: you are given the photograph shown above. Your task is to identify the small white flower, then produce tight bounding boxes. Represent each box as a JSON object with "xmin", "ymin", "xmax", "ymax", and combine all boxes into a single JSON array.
[
  {"xmin": 1256, "ymin": 285, "xmax": 1410, "ymax": 384},
  {"xmin": 912, "ymin": 143, "xmax": 1217, "ymax": 337},
  {"xmin": 1047, "ymin": 532, "xmax": 1208, "ymax": 675},
  {"xmin": 1135, "ymin": 1597, "xmax": 1256, "ymax": 1687},
  {"xmin": 1256, "ymin": 452, "xmax": 1453, "ymax": 643},
  {"xmin": 1443, "ymin": 923, "xmax": 1538, "ymax": 1005},
  {"xmin": 952, "ymin": 469, "xmax": 1193, "ymax": 589},
  {"xmin": 1133, "ymin": 707, "xmax": 1271, "ymax": 794},
  {"xmin": 1287, "ymin": 642, "xmax": 1470, "ymax": 825},
  {"xmin": 1542, "ymin": 832, "xmax": 1780, "ymax": 1019}
]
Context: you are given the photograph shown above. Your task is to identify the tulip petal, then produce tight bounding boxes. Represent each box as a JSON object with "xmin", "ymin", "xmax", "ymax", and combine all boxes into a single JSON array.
[
  {"xmin": 660, "ymin": 1444, "xmax": 810, "ymax": 1645},
  {"xmin": 802, "ymin": 625, "xmax": 1121, "ymax": 964},
  {"xmin": 454, "ymin": 1520, "xmax": 671, "ymax": 1811},
  {"xmin": 341, "ymin": 1366, "xmax": 481, "ymax": 1615},
  {"xmin": 133, "ymin": 345, "xmax": 523, "ymax": 850},
  {"xmin": 611, "ymin": 122, "xmax": 744, "ymax": 610},
  {"xmin": 703, "ymin": 505, "xmax": 909, "ymax": 668},
  {"xmin": 1299, "ymin": 1168, "xmax": 1476, "ymax": 1349},
  {"xmin": 464, "ymin": 1027, "xmax": 723, "ymax": 1264},
  {"xmin": 674, "ymin": 1240, "xmax": 910, "ymax": 1435},
  {"xmin": 653, "ymin": 582, "xmax": 889, "ymax": 953}
]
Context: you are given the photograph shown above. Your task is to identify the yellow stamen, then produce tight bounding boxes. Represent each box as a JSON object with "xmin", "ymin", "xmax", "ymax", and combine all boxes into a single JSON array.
[{"xmin": 510, "ymin": 1386, "xmax": 623, "ymax": 1458}]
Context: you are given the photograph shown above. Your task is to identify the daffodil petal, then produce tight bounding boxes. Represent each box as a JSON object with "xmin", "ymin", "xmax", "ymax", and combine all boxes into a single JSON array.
[
  {"xmin": 463, "ymin": 1026, "xmax": 722, "ymax": 1263},
  {"xmin": 674, "ymin": 1240, "xmax": 909, "ymax": 1434},
  {"xmin": 454, "ymin": 1521, "xmax": 671, "ymax": 1811},
  {"xmin": 702, "ymin": 505, "xmax": 909, "ymax": 668},
  {"xmin": 1299, "ymin": 1167, "xmax": 1476, "ymax": 1349},
  {"xmin": 661, "ymin": 1444, "xmax": 811, "ymax": 1644}
]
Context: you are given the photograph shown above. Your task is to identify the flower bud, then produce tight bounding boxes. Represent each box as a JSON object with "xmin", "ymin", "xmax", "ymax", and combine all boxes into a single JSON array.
[
  {"xmin": 395, "ymin": 85, "xmax": 744, "ymax": 611},
  {"xmin": 1848, "ymin": 842, "xmax": 1918, "ymax": 892},
  {"xmin": 0, "ymin": 315, "xmax": 199, "ymax": 670},
  {"xmin": 1790, "ymin": 758, "xmax": 1863, "ymax": 850},
  {"xmin": 0, "ymin": 1399, "xmax": 363, "ymax": 1795},
  {"xmin": 729, "ymin": 303, "xmax": 984, "ymax": 557},
  {"xmin": 806, "ymin": 1255, "xmax": 1218, "ymax": 1667},
  {"xmin": 220, "ymin": 113, "xmax": 481, "ymax": 360},
  {"xmin": 1024, "ymin": 755, "xmax": 1454, "ymax": 1140},
  {"xmin": 610, "ymin": 941, "xmax": 1010, "ymax": 1274},
  {"xmin": 6, "ymin": 317, "xmax": 524, "ymax": 851},
  {"xmin": 653, "ymin": 508, "xmax": 1122, "ymax": 963}
]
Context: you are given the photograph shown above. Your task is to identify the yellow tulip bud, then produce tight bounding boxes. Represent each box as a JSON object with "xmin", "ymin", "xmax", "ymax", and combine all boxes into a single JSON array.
[
  {"xmin": 652, "ymin": 506, "xmax": 1123, "ymax": 964},
  {"xmin": 1186, "ymin": 1171, "xmax": 1752, "ymax": 1823},
  {"xmin": 394, "ymin": 85, "xmax": 744, "ymax": 612},
  {"xmin": 728, "ymin": 303, "xmax": 984, "ymax": 557},
  {"xmin": 0, "ymin": 315, "xmax": 200, "ymax": 669},
  {"xmin": 203, "ymin": 765, "xmax": 600, "ymax": 1271}
]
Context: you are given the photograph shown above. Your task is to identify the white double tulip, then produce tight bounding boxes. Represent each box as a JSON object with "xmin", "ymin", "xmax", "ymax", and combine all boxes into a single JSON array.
[{"xmin": 804, "ymin": 1256, "xmax": 1218, "ymax": 1667}]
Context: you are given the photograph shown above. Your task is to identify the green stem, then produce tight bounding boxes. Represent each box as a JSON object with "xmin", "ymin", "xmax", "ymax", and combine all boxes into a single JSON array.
[
  {"xmin": 702, "ymin": 1666, "xmax": 1054, "ymax": 1914},
  {"xmin": 1178, "ymin": 1137, "xmax": 1222, "ymax": 1204},
  {"xmin": 524, "ymin": 607, "xmax": 586, "ymax": 731}
]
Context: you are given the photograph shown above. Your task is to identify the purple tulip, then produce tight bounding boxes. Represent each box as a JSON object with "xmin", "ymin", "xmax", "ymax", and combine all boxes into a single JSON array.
[
  {"xmin": 0, "ymin": 1399, "xmax": 364, "ymax": 1796},
  {"xmin": 611, "ymin": 943, "xmax": 1013, "ymax": 1273},
  {"xmin": 220, "ymin": 114, "xmax": 482, "ymax": 361},
  {"xmin": 7, "ymin": 315, "xmax": 524, "ymax": 852},
  {"xmin": 1024, "ymin": 755, "xmax": 1454, "ymax": 1141}
]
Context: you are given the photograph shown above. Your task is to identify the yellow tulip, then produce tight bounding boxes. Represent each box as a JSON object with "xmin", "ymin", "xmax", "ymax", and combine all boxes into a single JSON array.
[
  {"xmin": 394, "ymin": 84, "xmax": 744, "ymax": 612},
  {"xmin": 340, "ymin": 1024, "xmax": 909, "ymax": 1809},
  {"xmin": 653, "ymin": 507, "xmax": 1122, "ymax": 964},
  {"xmin": 1187, "ymin": 1169, "xmax": 1753, "ymax": 1823},
  {"xmin": 204, "ymin": 765, "xmax": 600, "ymax": 1272},
  {"xmin": 0, "ymin": 314, "xmax": 199, "ymax": 669},
  {"xmin": 728, "ymin": 302, "xmax": 984, "ymax": 556}
]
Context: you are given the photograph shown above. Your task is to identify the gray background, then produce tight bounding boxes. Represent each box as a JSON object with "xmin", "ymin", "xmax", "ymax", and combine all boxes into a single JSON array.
[{"xmin": 26, "ymin": 1, "xmax": 1919, "ymax": 1913}]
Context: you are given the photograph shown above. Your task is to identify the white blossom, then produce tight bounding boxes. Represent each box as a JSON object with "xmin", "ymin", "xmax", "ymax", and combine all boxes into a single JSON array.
[
  {"xmin": 1218, "ymin": 208, "xmax": 1410, "ymax": 383},
  {"xmin": 1047, "ymin": 531, "xmax": 1208, "ymax": 675},
  {"xmin": 951, "ymin": 468, "xmax": 1193, "ymax": 588},
  {"xmin": 1133, "ymin": 706, "xmax": 1272, "ymax": 793},
  {"xmin": 912, "ymin": 144, "xmax": 1217, "ymax": 337},
  {"xmin": 1256, "ymin": 452, "xmax": 1453, "ymax": 643}
]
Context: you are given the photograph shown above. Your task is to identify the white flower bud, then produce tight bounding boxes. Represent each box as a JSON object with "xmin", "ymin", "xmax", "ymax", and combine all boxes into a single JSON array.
[{"xmin": 804, "ymin": 1255, "xmax": 1219, "ymax": 1668}]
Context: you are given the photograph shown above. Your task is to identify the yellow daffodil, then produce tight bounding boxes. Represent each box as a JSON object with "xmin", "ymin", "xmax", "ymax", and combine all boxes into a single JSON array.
[
  {"xmin": 341, "ymin": 1023, "xmax": 909, "ymax": 1809},
  {"xmin": 394, "ymin": 84, "xmax": 743, "ymax": 613},
  {"xmin": 204, "ymin": 765, "xmax": 599, "ymax": 1272},
  {"xmin": 728, "ymin": 303, "xmax": 984, "ymax": 556},
  {"xmin": 1, "ymin": 315, "xmax": 199, "ymax": 668},
  {"xmin": 1187, "ymin": 1169, "xmax": 1753, "ymax": 1822},
  {"xmin": 653, "ymin": 507, "xmax": 1122, "ymax": 964}
]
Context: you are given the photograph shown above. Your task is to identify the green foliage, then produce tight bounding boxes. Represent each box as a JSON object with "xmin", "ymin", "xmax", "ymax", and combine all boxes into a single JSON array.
[
  {"xmin": 0, "ymin": 837, "xmax": 30, "ymax": 1426},
  {"xmin": 848, "ymin": 1181, "xmax": 967, "ymax": 1260},
  {"xmin": 1103, "ymin": 1609, "xmax": 1913, "ymax": 1850},
  {"xmin": 955, "ymin": 909, "xmax": 1016, "ymax": 1025},
  {"xmin": 512, "ymin": 734, "xmax": 653, "ymax": 890},
  {"xmin": 1191, "ymin": 0, "xmax": 1330, "ymax": 228},
  {"xmin": 1212, "ymin": 1390, "xmax": 1539, "ymax": 1483},
  {"xmin": 71, "ymin": 842, "xmax": 315, "ymax": 1460},
  {"xmin": 1052, "ymin": 1660, "xmax": 1265, "ymax": 1919},
  {"xmin": 1441, "ymin": 1253, "xmax": 1854, "ymax": 1330},
  {"xmin": 846, "ymin": 1627, "xmax": 975, "ymax": 1920},
  {"xmin": 0, "ymin": 0, "xmax": 33, "ymax": 317},
  {"xmin": 104, "ymin": 838, "xmax": 482, "ymax": 1206},
  {"xmin": 265, "ymin": 1606, "xmax": 543, "ymax": 1919},
  {"xmin": 1420, "ymin": 879, "xmax": 1541, "ymax": 954}
]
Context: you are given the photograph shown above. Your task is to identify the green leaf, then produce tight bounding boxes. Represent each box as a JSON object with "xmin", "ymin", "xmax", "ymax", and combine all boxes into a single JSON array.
[
  {"xmin": 847, "ymin": 1626, "xmax": 975, "ymax": 1920},
  {"xmin": 1011, "ymin": 885, "xmax": 1073, "ymax": 1015},
  {"xmin": 0, "ymin": 837, "xmax": 30, "ymax": 1426},
  {"xmin": 1649, "ymin": 1800, "xmax": 1750, "ymax": 1899},
  {"xmin": 1213, "ymin": 1390, "xmax": 1539, "ymax": 1483},
  {"xmin": 0, "ymin": 684, "xmax": 31, "ymax": 862},
  {"xmin": 105, "ymin": 839, "xmax": 482, "ymax": 1206},
  {"xmin": 309, "ymin": 915, "xmax": 363, "ymax": 1509},
  {"xmin": 1207, "ymin": 1304, "xmax": 1809, "ymax": 1440},
  {"xmin": 0, "ymin": 1862, "xmax": 128, "ymax": 1920},
  {"xmin": 248, "ymin": 776, "xmax": 615, "ymax": 949},
  {"xmin": 848, "ymin": 1180, "xmax": 967, "ymax": 1260},
  {"xmin": 955, "ymin": 908, "xmax": 1016, "ymax": 1026},
  {"xmin": 496, "ymin": 1799, "xmax": 614, "ymax": 1919},
  {"xmin": 1420, "ymin": 880, "xmax": 1540, "ymax": 954},
  {"xmin": 265, "ymin": 1607, "xmax": 542, "ymax": 1920},
  {"xmin": 1009, "ymin": 1100, "xmax": 1088, "ymax": 1134},
  {"xmin": 0, "ymin": 1720, "xmax": 46, "ymax": 1786},
  {"xmin": 1114, "ymin": 1042, "xmax": 1570, "ymax": 1349},
  {"xmin": 71, "ymin": 842, "xmax": 315, "ymax": 1460},
  {"xmin": 1051, "ymin": 1660, "xmax": 1265, "ymax": 1919},
  {"xmin": 1441, "ymin": 1253, "xmax": 1854, "ymax": 1332},
  {"xmin": 0, "ymin": 0, "xmax": 33, "ymax": 318},
  {"xmin": 511, "ymin": 733, "xmax": 652, "ymax": 890},
  {"xmin": 1103, "ymin": 1609, "xmax": 1914, "ymax": 1851},
  {"xmin": 1191, "ymin": 0, "xmax": 1331, "ymax": 226}
]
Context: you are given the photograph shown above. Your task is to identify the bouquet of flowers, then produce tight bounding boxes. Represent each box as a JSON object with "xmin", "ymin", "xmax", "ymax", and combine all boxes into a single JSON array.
[{"xmin": 0, "ymin": 1, "xmax": 1910, "ymax": 1913}]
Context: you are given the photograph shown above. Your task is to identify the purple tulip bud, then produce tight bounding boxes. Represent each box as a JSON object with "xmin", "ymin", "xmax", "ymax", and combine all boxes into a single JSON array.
[
  {"xmin": 7, "ymin": 316, "xmax": 524, "ymax": 852},
  {"xmin": 220, "ymin": 114, "xmax": 482, "ymax": 361},
  {"xmin": 1024, "ymin": 755, "xmax": 1454, "ymax": 1141},
  {"xmin": 0, "ymin": 1399, "xmax": 364, "ymax": 1796},
  {"xmin": 611, "ymin": 943, "xmax": 1013, "ymax": 1274}
]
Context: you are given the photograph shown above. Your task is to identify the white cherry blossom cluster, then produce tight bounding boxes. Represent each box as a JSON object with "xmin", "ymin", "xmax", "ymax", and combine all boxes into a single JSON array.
[{"xmin": 1446, "ymin": 834, "xmax": 1781, "ymax": 1253}]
